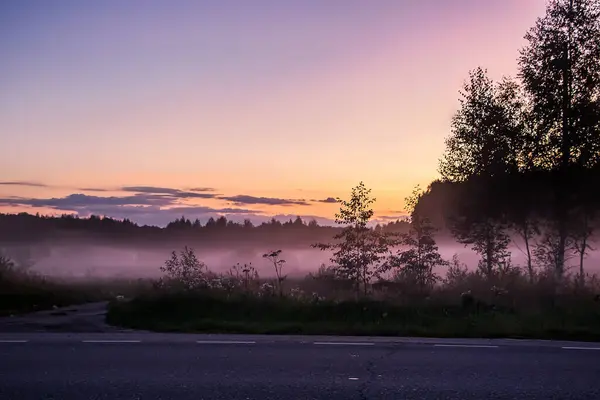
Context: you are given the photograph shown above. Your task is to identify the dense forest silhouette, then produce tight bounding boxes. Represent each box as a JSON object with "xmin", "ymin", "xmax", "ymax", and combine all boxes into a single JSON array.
[{"xmin": 0, "ymin": 212, "xmax": 410, "ymax": 247}]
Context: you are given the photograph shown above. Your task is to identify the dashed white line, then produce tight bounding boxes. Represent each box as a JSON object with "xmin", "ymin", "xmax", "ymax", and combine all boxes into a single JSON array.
[
  {"xmin": 82, "ymin": 340, "xmax": 141, "ymax": 343},
  {"xmin": 348, "ymin": 377, "xmax": 359, "ymax": 381},
  {"xmin": 562, "ymin": 346, "xmax": 600, "ymax": 351},
  {"xmin": 433, "ymin": 344, "xmax": 499, "ymax": 348},
  {"xmin": 313, "ymin": 342, "xmax": 375, "ymax": 346},
  {"xmin": 196, "ymin": 340, "xmax": 256, "ymax": 345},
  {"xmin": 0, "ymin": 340, "xmax": 29, "ymax": 343}
]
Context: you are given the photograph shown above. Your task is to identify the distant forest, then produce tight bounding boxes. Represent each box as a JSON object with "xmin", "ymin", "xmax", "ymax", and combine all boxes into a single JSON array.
[{"xmin": 0, "ymin": 212, "xmax": 410, "ymax": 246}]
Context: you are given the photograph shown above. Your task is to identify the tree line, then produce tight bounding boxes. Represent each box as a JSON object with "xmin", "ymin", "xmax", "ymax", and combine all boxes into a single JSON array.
[{"xmin": 0, "ymin": 212, "xmax": 409, "ymax": 244}]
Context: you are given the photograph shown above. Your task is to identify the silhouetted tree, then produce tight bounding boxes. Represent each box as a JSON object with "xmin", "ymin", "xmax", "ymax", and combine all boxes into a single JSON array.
[
  {"xmin": 205, "ymin": 217, "xmax": 216, "ymax": 229},
  {"xmin": 215, "ymin": 216, "xmax": 227, "ymax": 229},
  {"xmin": 313, "ymin": 182, "xmax": 392, "ymax": 298},
  {"xmin": 439, "ymin": 68, "xmax": 528, "ymax": 181},
  {"xmin": 568, "ymin": 198, "xmax": 596, "ymax": 286},
  {"xmin": 381, "ymin": 186, "xmax": 446, "ymax": 293},
  {"xmin": 438, "ymin": 68, "xmax": 525, "ymax": 279}
]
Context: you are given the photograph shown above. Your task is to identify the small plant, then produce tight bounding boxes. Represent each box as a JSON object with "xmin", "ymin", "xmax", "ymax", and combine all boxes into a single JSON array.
[
  {"xmin": 289, "ymin": 287, "xmax": 305, "ymax": 300},
  {"xmin": 258, "ymin": 282, "xmax": 275, "ymax": 298},
  {"xmin": 229, "ymin": 262, "xmax": 259, "ymax": 292},
  {"xmin": 263, "ymin": 250, "xmax": 286, "ymax": 297}
]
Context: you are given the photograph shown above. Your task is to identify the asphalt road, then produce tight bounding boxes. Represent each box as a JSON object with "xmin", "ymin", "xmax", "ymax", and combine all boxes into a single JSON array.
[{"xmin": 1, "ymin": 333, "xmax": 600, "ymax": 399}]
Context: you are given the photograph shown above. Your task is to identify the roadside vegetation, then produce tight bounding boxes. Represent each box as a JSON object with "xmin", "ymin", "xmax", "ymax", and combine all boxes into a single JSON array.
[{"xmin": 107, "ymin": 182, "xmax": 600, "ymax": 340}]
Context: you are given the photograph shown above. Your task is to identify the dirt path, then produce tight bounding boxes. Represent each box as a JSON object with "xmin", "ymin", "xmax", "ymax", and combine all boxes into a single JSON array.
[{"xmin": 0, "ymin": 302, "xmax": 134, "ymax": 332}]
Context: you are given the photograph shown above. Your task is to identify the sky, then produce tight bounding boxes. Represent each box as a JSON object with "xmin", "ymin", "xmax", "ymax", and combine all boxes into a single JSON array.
[{"xmin": 0, "ymin": 0, "xmax": 548, "ymax": 226}]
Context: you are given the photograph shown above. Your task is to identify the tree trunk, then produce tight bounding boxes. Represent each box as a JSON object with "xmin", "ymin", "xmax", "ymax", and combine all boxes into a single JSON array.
[
  {"xmin": 555, "ymin": 0, "xmax": 573, "ymax": 283},
  {"xmin": 556, "ymin": 216, "xmax": 567, "ymax": 281},
  {"xmin": 524, "ymin": 230, "xmax": 534, "ymax": 283},
  {"xmin": 579, "ymin": 236, "xmax": 586, "ymax": 287},
  {"xmin": 485, "ymin": 227, "xmax": 493, "ymax": 279},
  {"xmin": 355, "ymin": 269, "xmax": 361, "ymax": 300}
]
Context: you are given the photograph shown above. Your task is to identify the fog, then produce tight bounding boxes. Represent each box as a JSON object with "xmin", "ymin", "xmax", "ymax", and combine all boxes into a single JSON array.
[{"xmin": 3, "ymin": 238, "xmax": 599, "ymax": 280}]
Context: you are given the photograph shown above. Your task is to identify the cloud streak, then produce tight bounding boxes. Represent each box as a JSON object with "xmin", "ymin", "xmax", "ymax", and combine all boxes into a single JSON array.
[
  {"xmin": 314, "ymin": 197, "xmax": 338, "ymax": 203},
  {"xmin": 219, "ymin": 195, "xmax": 310, "ymax": 206},
  {"xmin": 0, "ymin": 193, "xmax": 173, "ymax": 208},
  {"xmin": 78, "ymin": 187, "xmax": 110, "ymax": 192},
  {"xmin": 0, "ymin": 181, "xmax": 49, "ymax": 188},
  {"xmin": 1, "ymin": 182, "xmax": 218, "ymax": 197},
  {"xmin": 120, "ymin": 186, "xmax": 217, "ymax": 199}
]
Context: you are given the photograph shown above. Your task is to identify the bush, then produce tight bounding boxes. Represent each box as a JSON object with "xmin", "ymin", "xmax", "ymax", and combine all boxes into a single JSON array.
[{"xmin": 157, "ymin": 246, "xmax": 208, "ymax": 291}]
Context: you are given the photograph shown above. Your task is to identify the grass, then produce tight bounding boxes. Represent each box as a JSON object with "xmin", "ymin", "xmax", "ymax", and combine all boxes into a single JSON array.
[{"xmin": 106, "ymin": 291, "xmax": 600, "ymax": 341}]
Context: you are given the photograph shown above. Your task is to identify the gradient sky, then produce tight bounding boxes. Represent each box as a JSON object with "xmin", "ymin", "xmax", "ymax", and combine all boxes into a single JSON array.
[{"xmin": 0, "ymin": 0, "xmax": 548, "ymax": 226}]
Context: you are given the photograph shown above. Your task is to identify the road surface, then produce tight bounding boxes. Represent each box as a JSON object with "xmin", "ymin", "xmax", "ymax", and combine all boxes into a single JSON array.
[{"xmin": 1, "ymin": 332, "xmax": 600, "ymax": 399}]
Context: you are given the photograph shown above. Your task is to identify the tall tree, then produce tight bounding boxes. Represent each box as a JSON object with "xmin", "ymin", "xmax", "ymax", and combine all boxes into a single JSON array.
[
  {"xmin": 313, "ymin": 182, "xmax": 391, "ymax": 298},
  {"xmin": 439, "ymin": 69, "xmax": 528, "ymax": 279},
  {"xmin": 519, "ymin": 0, "xmax": 600, "ymax": 279},
  {"xmin": 495, "ymin": 78, "xmax": 543, "ymax": 281}
]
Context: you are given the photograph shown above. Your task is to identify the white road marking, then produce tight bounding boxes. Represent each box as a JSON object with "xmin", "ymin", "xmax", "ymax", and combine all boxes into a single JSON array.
[
  {"xmin": 82, "ymin": 340, "xmax": 141, "ymax": 343},
  {"xmin": 0, "ymin": 340, "xmax": 29, "ymax": 343},
  {"xmin": 433, "ymin": 344, "xmax": 499, "ymax": 348},
  {"xmin": 313, "ymin": 342, "xmax": 375, "ymax": 346},
  {"xmin": 196, "ymin": 340, "xmax": 256, "ymax": 344},
  {"xmin": 562, "ymin": 346, "xmax": 600, "ymax": 351},
  {"xmin": 348, "ymin": 377, "xmax": 359, "ymax": 380}
]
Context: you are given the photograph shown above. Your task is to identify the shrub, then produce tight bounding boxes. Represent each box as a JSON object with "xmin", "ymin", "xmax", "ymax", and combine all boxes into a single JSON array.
[{"xmin": 158, "ymin": 246, "xmax": 208, "ymax": 291}]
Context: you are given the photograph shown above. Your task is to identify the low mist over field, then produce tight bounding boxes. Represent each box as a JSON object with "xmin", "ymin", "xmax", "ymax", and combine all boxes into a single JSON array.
[{"xmin": 3, "ymin": 237, "xmax": 599, "ymax": 281}]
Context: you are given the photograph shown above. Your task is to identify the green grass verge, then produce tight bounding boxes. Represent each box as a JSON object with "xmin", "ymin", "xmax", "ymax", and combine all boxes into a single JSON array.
[{"xmin": 106, "ymin": 292, "xmax": 600, "ymax": 341}]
